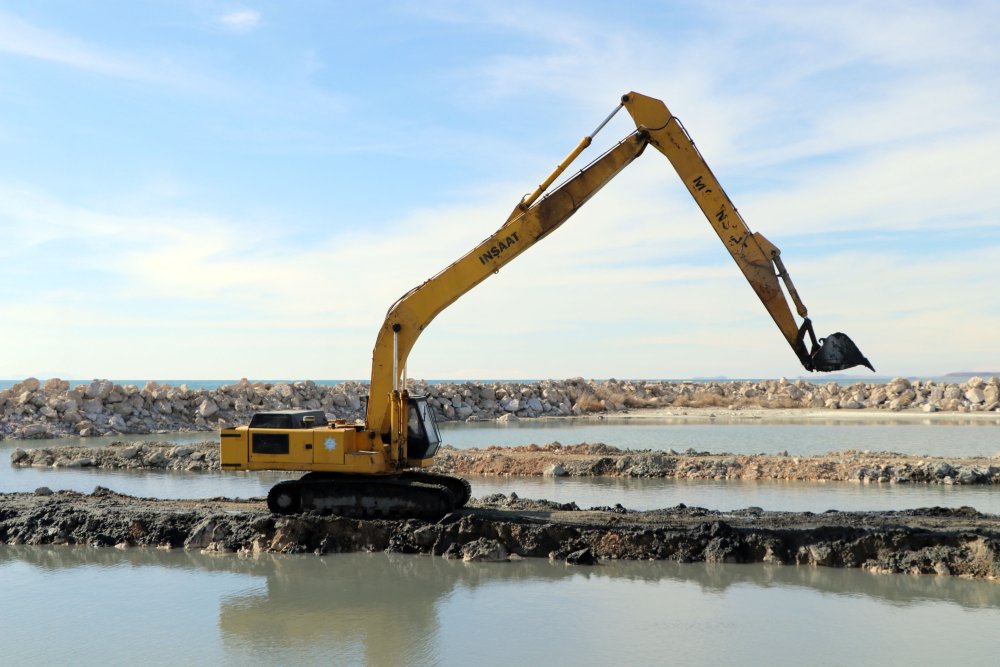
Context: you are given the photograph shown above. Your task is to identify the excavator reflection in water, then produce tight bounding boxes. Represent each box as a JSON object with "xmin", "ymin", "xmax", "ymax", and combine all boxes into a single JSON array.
[{"xmin": 220, "ymin": 92, "xmax": 874, "ymax": 518}]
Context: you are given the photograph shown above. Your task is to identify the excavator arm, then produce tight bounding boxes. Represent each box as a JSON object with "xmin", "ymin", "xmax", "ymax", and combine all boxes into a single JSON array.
[
  {"xmin": 365, "ymin": 92, "xmax": 873, "ymax": 454},
  {"xmin": 620, "ymin": 92, "xmax": 872, "ymax": 373}
]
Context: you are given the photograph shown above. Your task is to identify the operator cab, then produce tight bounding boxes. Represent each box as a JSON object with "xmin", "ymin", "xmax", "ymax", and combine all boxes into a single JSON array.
[
  {"xmin": 406, "ymin": 395, "xmax": 442, "ymax": 460},
  {"xmin": 248, "ymin": 410, "xmax": 329, "ymax": 429}
]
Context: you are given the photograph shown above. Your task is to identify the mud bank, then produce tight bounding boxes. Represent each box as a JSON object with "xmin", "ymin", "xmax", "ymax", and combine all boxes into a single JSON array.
[
  {"xmin": 12, "ymin": 441, "xmax": 1000, "ymax": 486},
  {"xmin": 1, "ymin": 489, "xmax": 998, "ymax": 578}
]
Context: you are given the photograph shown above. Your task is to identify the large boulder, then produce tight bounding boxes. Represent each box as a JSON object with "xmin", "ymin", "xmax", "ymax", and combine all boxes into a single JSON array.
[
  {"xmin": 85, "ymin": 380, "xmax": 115, "ymax": 400},
  {"xmin": 43, "ymin": 378, "xmax": 69, "ymax": 393},
  {"xmin": 965, "ymin": 388, "xmax": 986, "ymax": 405},
  {"xmin": 461, "ymin": 538, "xmax": 509, "ymax": 562},
  {"xmin": 198, "ymin": 399, "xmax": 219, "ymax": 418}
]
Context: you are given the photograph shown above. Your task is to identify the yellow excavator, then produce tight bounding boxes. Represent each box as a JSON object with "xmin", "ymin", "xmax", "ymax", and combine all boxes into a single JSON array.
[{"xmin": 220, "ymin": 92, "xmax": 873, "ymax": 518}]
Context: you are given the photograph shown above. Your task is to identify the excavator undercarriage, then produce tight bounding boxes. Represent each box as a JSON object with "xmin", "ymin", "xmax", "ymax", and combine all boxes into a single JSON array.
[{"xmin": 267, "ymin": 471, "xmax": 472, "ymax": 519}]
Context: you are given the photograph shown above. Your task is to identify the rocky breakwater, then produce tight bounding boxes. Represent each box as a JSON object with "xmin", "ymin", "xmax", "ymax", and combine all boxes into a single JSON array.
[
  {"xmin": 2, "ymin": 375, "xmax": 999, "ymax": 441},
  {"xmin": 1, "ymin": 489, "xmax": 999, "ymax": 578}
]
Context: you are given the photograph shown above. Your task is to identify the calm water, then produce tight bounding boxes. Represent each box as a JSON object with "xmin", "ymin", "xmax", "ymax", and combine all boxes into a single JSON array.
[
  {"xmin": 442, "ymin": 415, "xmax": 1000, "ymax": 457},
  {"xmin": 2, "ymin": 548, "xmax": 998, "ymax": 666},
  {"xmin": 3, "ymin": 420, "xmax": 1000, "ymax": 665}
]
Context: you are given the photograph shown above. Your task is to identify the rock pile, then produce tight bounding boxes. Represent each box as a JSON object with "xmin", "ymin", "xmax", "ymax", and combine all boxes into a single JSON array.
[{"xmin": 1, "ymin": 375, "xmax": 999, "ymax": 440}]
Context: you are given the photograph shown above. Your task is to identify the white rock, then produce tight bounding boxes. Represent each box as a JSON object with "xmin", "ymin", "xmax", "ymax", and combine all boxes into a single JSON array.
[
  {"xmin": 85, "ymin": 380, "xmax": 114, "ymax": 400},
  {"xmin": 965, "ymin": 388, "xmax": 985, "ymax": 404},
  {"xmin": 543, "ymin": 463, "xmax": 567, "ymax": 477},
  {"xmin": 198, "ymin": 399, "xmax": 219, "ymax": 418}
]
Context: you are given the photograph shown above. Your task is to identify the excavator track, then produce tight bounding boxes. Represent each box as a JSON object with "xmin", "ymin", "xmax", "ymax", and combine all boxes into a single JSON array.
[
  {"xmin": 399, "ymin": 471, "xmax": 472, "ymax": 508},
  {"xmin": 267, "ymin": 472, "xmax": 470, "ymax": 520}
]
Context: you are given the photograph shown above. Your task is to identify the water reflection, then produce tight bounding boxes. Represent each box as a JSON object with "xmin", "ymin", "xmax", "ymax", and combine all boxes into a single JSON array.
[
  {"xmin": 4, "ymin": 546, "xmax": 999, "ymax": 666},
  {"xmin": 4, "ymin": 546, "xmax": 998, "ymax": 611}
]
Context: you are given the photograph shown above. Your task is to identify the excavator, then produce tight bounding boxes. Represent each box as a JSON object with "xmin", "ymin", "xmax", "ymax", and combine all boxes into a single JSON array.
[{"xmin": 220, "ymin": 91, "xmax": 874, "ymax": 518}]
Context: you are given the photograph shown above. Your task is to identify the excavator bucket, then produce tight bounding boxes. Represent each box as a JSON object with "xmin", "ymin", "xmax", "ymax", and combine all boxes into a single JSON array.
[
  {"xmin": 794, "ymin": 318, "xmax": 874, "ymax": 373},
  {"xmin": 810, "ymin": 332, "xmax": 875, "ymax": 373}
]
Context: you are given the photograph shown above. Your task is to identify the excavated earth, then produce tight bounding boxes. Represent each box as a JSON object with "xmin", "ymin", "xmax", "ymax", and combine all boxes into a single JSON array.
[{"xmin": 1, "ymin": 488, "xmax": 999, "ymax": 578}]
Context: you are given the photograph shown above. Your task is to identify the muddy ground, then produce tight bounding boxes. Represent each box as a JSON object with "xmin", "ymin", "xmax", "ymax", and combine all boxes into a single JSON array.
[{"xmin": 1, "ymin": 488, "xmax": 999, "ymax": 579}]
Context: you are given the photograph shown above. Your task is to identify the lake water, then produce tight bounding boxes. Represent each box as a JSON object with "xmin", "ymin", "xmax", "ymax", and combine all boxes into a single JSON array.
[
  {"xmin": 3, "ymin": 419, "xmax": 1000, "ymax": 665},
  {"xmin": 2, "ymin": 548, "xmax": 999, "ymax": 666},
  {"xmin": 442, "ymin": 415, "xmax": 1000, "ymax": 457}
]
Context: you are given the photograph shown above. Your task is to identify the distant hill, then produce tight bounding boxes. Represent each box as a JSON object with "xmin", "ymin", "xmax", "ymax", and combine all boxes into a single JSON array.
[{"xmin": 944, "ymin": 371, "xmax": 1000, "ymax": 378}]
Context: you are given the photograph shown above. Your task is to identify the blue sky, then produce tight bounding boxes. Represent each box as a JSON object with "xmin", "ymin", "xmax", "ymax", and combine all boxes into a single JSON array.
[{"xmin": 1, "ymin": 1, "xmax": 997, "ymax": 381}]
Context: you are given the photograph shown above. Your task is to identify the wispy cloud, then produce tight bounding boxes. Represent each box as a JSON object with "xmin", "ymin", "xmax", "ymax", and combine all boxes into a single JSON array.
[
  {"xmin": 0, "ymin": 9, "xmax": 216, "ymax": 89},
  {"xmin": 216, "ymin": 9, "xmax": 263, "ymax": 33},
  {"xmin": 0, "ymin": 9, "xmax": 149, "ymax": 79}
]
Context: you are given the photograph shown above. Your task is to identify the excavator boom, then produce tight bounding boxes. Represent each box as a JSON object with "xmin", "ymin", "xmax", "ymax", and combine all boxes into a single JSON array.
[{"xmin": 367, "ymin": 92, "xmax": 873, "ymax": 447}]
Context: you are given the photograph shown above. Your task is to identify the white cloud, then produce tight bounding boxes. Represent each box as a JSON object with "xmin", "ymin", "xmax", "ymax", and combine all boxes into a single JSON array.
[
  {"xmin": 216, "ymin": 9, "xmax": 262, "ymax": 33},
  {"xmin": 0, "ymin": 10, "xmax": 143, "ymax": 78},
  {"xmin": 0, "ymin": 9, "xmax": 222, "ymax": 91}
]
